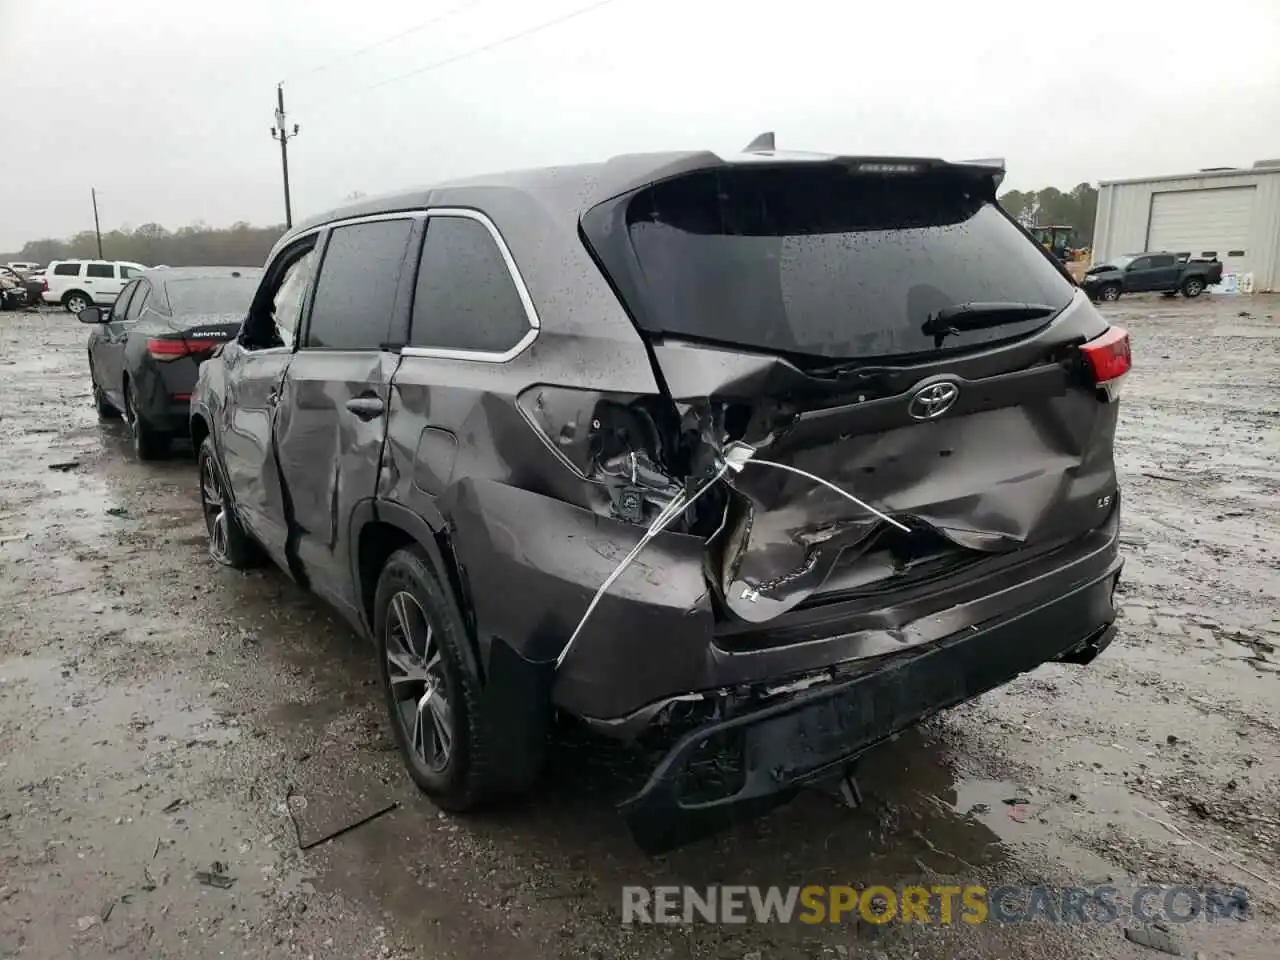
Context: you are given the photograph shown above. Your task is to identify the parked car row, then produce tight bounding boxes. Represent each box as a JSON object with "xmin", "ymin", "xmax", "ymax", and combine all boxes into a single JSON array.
[
  {"xmin": 83, "ymin": 146, "xmax": 1130, "ymax": 851},
  {"xmin": 0, "ymin": 259, "xmax": 156, "ymax": 312},
  {"xmin": 1, "ymin": 263, "xmax": 45, "ymax": 310}
]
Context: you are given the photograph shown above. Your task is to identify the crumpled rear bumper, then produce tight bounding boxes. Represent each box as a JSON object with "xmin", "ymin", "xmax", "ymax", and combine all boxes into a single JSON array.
[{"xmin": 622, "ymin": 555, "xmax": 1121, "ymax": 853}]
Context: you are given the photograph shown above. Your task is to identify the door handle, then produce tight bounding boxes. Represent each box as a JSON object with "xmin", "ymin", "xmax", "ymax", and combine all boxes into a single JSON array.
[
  {"xmin": 266, "ymin": 385, "xmax": 281, "ymax": 406},
  {"xmin": 345, "ymin": 397, "xmax": 385, "ymax": 419}
]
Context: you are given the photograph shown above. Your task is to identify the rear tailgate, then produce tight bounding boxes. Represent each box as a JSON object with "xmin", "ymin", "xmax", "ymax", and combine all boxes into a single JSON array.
[{"xmin": 582, "ymin": 160, "xmax": 1126, "ymax": 623}]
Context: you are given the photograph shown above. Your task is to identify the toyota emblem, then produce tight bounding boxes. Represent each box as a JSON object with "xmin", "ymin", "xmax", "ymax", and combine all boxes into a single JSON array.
[{"xmin": 907, "ymin": 381, "xmax": 960, "ymax": 420}]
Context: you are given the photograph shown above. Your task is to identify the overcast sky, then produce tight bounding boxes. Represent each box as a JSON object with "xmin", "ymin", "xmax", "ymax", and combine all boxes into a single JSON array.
[{"xmin": 1, "ymin": 0, "xmax": 1277, "ymax": 251}]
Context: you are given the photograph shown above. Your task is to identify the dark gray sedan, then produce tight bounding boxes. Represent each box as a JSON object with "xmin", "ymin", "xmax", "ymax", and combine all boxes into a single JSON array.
[{"xmin": 83, "ymin": 266, "xmax": 262, "ymax": 459}]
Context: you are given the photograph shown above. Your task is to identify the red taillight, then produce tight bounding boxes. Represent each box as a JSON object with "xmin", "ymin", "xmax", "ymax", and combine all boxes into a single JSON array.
[
  {"xmin": 146, "ymin": 337, "xmax": 223, "ymax": 360},
  {"xmin": 172, "ymin": 393, "xmax": 191, "ymax": 402},
  {"xmin": 1081, "ymin": 326, "xmax": 1131, "ymax": 384},
  {"xmin": 146, "ymin": 338, "xmax": 189, "ymax": 359},
  {"xmin": 40, "ymin": 279, "xmax": 48, "ymax": 292}
]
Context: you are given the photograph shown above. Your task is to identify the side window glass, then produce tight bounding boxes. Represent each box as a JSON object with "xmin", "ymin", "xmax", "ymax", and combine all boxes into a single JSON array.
[
  {"xmin": 120, "ymin": 265, "xmax": 136, "ymax": 280},
  {"xmin": 409, "ymin": 215, "xmax": 531, "ymax": 354},
  {"xmin": 112, "ymin": 281, "xmax": 139, "ymax": 320},
  {"xmin": 86, "ymin": 263, "xmax": 113, "ymax": 279},
  {"xmin": 265, "ymin": 247, "xmax": 319, "ymax": 349},
  {"xmin": 1151, "ymin": 255, "xmax": 1176, "ymax": 268},
  {"xmin": 54, "ymin": 263, "xmax": 80, "ymax": 277},
  {"xmin": 305, "ymin": 219, "xmax": 413, "ymax": 350},
  {"xmin": 1129, "ymin": 257, "xmax": 1150, "ymax": 271},
  {"xmin": 127, "ymin": 282, "xmax": 152, "ymax": 323}
]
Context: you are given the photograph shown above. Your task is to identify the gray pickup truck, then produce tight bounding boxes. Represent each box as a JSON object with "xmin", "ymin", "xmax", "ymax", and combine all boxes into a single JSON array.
[{"xmin": 1081, "ymin": 251, "xmax": 1224, "ymax": 302}]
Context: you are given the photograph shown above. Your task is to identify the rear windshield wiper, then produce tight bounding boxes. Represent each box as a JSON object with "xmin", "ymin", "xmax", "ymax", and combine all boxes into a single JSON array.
[{"xmin": 921, "ymin": 302, "xmax": 1057, "ymax": 347}]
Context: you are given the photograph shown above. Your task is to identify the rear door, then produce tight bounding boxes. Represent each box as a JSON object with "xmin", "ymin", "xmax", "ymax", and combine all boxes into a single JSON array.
[
  {"xmin": 90, "ymin": 279, "xmax": 140, "ymax": 405},
  {"xmin": 97, "ymin": 279, "xmax": 150, "ymax": 409},
  {"xmin": 273, "ymin": 216, "xmax": 416, "ymax": 619},
  {"xmin": 581, "ymin": 161, "xmax": 1119, "ymax": 621},
  {"xmin": 1144, "ymin": 254, "xmax": 1180, "ymax": 291},
  {"xmin": 83, "ymin": 262, "xmax": 114, "ymax": 304},
  {"xmin": 219, "ymin": 239, "xmax": 319, "ymax": 572}
]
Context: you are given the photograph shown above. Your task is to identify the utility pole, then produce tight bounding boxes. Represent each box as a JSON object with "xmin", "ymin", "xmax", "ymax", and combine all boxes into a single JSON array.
[
  {"xmin": 270, "ymin": 84, "xmax": 299, "ymax": 229},
  {"xmin": 91, "ymin": 188, "xmax": 103, "ymax": 258}
]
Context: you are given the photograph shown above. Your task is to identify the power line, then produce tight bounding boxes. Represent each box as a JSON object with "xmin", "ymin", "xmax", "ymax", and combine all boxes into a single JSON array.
[
  {"xmin": 305, "ymin": 0, "xmax": 625, "ymax": 112},
  {"xmin": 281, "ymin": 0, "xmax": 490, "ymax": 86}
]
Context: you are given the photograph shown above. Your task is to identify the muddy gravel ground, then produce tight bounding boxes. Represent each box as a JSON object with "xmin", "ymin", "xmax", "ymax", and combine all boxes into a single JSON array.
[{"xmin": 2, "ymin": 295, "xmax": 1279, "ymax": 960}]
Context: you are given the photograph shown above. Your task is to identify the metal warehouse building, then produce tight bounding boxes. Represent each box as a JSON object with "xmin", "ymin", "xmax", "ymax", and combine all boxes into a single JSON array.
[{"xmin": 1092, "ymin": 160, "xmax": 1280, "ymax": 292}]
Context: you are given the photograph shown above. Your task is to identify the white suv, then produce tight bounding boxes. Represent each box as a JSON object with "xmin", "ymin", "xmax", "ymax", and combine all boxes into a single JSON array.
[{"xmin": 42, "ymin": 259, "xmax": 147, "ymax": 313}]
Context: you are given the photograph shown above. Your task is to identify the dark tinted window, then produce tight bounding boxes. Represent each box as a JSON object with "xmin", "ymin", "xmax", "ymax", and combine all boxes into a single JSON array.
[
  {"xmin": 53, "ymin": 263, "xmax": 79, "ymax": 276},
  {"xmin": 166, "ymin": 276, "xmax": 259, "ymax": 316},
  {"xmin": 305, "ymin": 220, "xmax": 412, "ymax": 349},
  {"xmin": 85, "ymin": 263, "xmax": 113, "ymax": 279},
  {"xmin": 1228, "ymin": 249, "xmax": 1245, "ymax": 257},
  {"xmin": 1149, "ymin": 255, "xmax": 1177, "ymax": 268},
  {"xmin": 1128, "ymin": 257, "xmax": 1151, "ymax": 271},
  {"xmin": 593, "ymin": 166, "xmax": 1076, "ymax": 360},
  {"xmin": 409, "ymin": 216, "xmax": 530, "ymax": 353}
]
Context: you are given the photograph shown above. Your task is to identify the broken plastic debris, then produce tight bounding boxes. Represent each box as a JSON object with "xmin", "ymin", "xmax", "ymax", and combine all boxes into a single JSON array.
[{"xmin": 195, "ymin": 862, "xmax": 235, "ymax": 889}]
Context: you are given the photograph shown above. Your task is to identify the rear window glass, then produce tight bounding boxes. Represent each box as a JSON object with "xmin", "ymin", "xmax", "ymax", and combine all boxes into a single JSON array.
[
  {"xmin": 409, "ymin": 215, "xmax": 530, "ymax": 354},
  {"xmin": 86, "ymin": 263, "xmax": 113, "ymax": 278},
  {"xmin": 598, "ymin": 166, "xmax": 1075, "ymax": 360},
  {"xmin": 306, "ymin": 219, "xmax": 413, "ymax": 350},
  {"xmin": 165, "ymin": 276, "xmax": 259, "ymax": 316}
]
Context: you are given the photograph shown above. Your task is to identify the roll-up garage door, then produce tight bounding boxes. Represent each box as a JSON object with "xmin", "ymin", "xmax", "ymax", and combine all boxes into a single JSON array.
[{"xmin": 1147, "ymin": 187, "xmax": 1255, "ymax": 276}]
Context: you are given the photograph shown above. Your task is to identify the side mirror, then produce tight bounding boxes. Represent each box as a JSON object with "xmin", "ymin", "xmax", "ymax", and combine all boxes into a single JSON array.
[{"xmin": 79, "ymin": 305, "xmax": 105, "ymax": 324}]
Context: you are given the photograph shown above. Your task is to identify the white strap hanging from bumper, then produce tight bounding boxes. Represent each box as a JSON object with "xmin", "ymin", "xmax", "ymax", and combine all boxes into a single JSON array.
[{"xmin": 555, "ymin": 442, "xmax": 905, "ymax": 670}]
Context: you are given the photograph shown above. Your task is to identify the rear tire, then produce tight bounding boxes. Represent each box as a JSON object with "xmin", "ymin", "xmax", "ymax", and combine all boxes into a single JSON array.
[
  {"xmin": 1181, "ymin": 277, "xmax": 1205, "ymax": 298},
  {"xmin": 124, "ymin": 378, "xmax": 169, "ymax": 460},
  {"xmin": 1098, "ymin": 283, "xmax": 1121, "ymax": 302},
  {"xmin": 376, "ymin": 546, "xmax": 505, "ymax": 812},
  {"xmin": 198, "ymin": 436, "xmax": 260, "ymax": 569},
  {"xmin": 64, "ymin": 291, "xmax": 92, "ymax": 314}
]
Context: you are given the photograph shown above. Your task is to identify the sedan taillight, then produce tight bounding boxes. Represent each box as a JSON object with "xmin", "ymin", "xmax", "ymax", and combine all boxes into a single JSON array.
[{"xmin": 146, "ymin": 337, "xmax": 224, "ymax": 360}]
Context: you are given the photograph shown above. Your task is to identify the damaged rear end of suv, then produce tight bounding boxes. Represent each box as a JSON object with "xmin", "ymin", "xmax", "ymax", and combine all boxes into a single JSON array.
[
  {"xmin": 521, "ymin": 150, "xmax": 1127, "ymax": 851},
  {"xmin": 195, "ymin": 143, "xmax": 1128, "ymax": 854}
]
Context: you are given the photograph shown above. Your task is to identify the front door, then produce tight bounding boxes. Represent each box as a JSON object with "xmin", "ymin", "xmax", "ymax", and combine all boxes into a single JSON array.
[
  {"xmin": 1123, "ymin": 256, "xmax": 1156, "ymax": 292},
  {"xmin": 218, "ymin": 239, "xmax": 319, "ymax": 573},
  {"xmin": 273, "ymin": 216, "xmax": 416, "ymax": 619}
]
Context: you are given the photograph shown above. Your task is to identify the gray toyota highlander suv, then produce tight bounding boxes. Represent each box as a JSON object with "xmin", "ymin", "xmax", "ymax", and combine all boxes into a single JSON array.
[{"xmin": 191, "ymin": 144, "xmax": 1130, "ymax": 851}]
